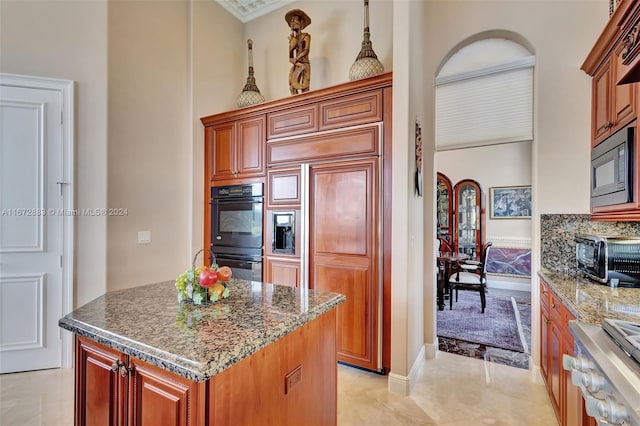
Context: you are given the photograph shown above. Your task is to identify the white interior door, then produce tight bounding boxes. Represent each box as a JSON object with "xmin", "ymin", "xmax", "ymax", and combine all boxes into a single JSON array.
[{"xmin": 0, "ymin": 75, "xmax": 73, "ymax": 373}]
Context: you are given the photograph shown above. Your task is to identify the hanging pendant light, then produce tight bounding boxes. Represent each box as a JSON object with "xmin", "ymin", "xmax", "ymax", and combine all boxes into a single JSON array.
[
  {"xmin": 349, "ymin": 0, "xmax": 384, "ymax": 81},
  {"xmin": 237, "ymin": 39, "xmax": 265, "ymax": 108}
]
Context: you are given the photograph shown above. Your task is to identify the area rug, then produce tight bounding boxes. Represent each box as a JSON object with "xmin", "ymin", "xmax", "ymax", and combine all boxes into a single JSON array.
[{"xmin": 437, "ymin": 291, "xmax": 526, "ymax": 353}]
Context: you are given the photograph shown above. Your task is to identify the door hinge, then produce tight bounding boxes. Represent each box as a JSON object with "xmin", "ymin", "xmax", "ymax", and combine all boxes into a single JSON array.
[
  {"xmin": 60, "ymin": 255, "xmax": 63, "ymax": 268},
  {"xmin": 61, "ymin": 111, "xmax": 63, "ymax": 125}
]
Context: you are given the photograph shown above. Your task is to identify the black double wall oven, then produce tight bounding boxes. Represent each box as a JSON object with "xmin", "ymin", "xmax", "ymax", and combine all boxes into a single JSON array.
[{"xmin": 210, "ymin": 183, "xmax": 263, "ymax": 282}]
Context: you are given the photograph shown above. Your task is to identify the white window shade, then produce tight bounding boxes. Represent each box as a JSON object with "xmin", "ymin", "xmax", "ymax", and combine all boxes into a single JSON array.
[{"xmin": 436, "ymin": 58, "xmax": 534, "ymax": 151}]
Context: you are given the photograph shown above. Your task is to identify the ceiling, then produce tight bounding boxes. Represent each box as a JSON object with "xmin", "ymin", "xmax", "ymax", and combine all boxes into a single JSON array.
[{"xmin": 216, "ymin": 0, "xmax": 296, "ymax": 23}]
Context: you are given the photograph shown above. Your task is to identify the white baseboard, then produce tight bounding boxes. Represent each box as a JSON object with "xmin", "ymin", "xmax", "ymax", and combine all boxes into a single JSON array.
[
  {"xmin": 487, "ymin": 275, "xmax": 531, "ymax": 294},
  {"xmin": 530, "ymin": 364, "xmax": 545, "ymax": 385},
  {"xmin": 424, "ymin": 340, "xmax": 437, "ymax": 359},
  {"xmin": 387, "ymin": 344, "xmax": 426, "ymax": 396}
]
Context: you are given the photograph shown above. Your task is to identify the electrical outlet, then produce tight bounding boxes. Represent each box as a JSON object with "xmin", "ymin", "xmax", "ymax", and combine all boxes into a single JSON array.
[{"xmin": 138, "ymin": 231, "xmax": 151, "ymax": 244}]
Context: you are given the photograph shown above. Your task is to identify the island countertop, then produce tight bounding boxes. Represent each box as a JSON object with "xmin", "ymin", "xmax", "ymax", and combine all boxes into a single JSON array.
[
  {"xmin": 538, "ymin": 268, "xmax": 640, "ymax": 323},
  {"xmin": 58, "ymin": 279, "xmax": 345, "ymax": 382}
]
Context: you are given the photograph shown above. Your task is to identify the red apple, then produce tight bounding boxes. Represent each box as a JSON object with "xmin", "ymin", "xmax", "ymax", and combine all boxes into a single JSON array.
[{"xmin": 198, "ymin": 268, "xmax": 218, "ymax": 287}]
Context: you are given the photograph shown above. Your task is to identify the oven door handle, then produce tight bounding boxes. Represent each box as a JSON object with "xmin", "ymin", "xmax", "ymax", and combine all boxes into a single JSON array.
[
  {"xmin": 211, "ymin": 198, "xmax": 263, "ymax": 205},
  {"xmin": 214, "ymin": 254, "xmax": 262, "ymax": 263}
]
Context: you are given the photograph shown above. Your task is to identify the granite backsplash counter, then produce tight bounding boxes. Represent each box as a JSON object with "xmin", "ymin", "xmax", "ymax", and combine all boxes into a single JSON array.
[
  {"xmin": 539, "ymin": 268, "xmax": 640, "ymax": 324},
  {"xmin": 58, "ymin": 279, "xmax": 345, "ymax": 382}
]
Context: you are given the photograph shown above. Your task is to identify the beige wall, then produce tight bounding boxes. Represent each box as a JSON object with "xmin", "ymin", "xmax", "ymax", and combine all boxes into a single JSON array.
[
  {"xmin": 406, "ymin": 0, "xmax": 428, "ymax": 386},
  {"xmin": 191, "ymin": 1, "xmax": 245, "ymax": 257},
  {"xmin": 423, "ymin": 0, "xmax": 607, "ymax": 375},
  {"xmin": 0, "ymin": 0, "xmax": 109, "ymax": 307},
  {"xmin": 106, "ymin": 1, "xmax": 191, "ymax": 291},
  {"xmin": 244, "ymin": 0, "xmax": 393, "ymax": 101},
  {"xmin": 438, "ymin": 141, "xmax": 532, "ymax": 241}
]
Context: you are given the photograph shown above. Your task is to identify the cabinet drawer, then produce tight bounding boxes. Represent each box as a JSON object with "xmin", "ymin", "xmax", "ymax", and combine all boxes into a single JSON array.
[
  {"xmin": 319, "ymin": 90, "xmax": 382, "ymax": 131},
  {"xmin": 268, "ymin": 105, "xmax": 318, "ymax": 139},
  {"xmin": 268, "ymin": 125, "xmax": 379, "ymax": 166}
]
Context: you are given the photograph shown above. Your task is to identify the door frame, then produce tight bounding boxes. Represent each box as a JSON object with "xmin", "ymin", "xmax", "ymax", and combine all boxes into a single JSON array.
[{"xmin": 1, "ymin": 73, "xmax": 75, "ymax": 368}]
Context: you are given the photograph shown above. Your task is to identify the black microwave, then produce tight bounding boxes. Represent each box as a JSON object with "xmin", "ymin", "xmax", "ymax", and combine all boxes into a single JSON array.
[
  {"xmin": 575, "ymin": 234, "xmax": 640, "ymax": 287},
  {"xmin": 591, "ymin": 125, "xmax": 634, "ymax": 208}
]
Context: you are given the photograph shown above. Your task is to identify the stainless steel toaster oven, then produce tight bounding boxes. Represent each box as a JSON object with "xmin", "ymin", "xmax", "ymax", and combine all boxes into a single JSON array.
[{"xmin": 575, "ymin": 234, "xmax": 640, "ymax": 287}]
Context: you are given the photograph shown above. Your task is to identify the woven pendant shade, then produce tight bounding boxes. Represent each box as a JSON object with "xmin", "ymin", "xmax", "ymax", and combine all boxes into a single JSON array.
[
  {"xmin": 349, "ymin": 0, "xmax": 384, "ymax": 81},
  {"xmin": 238, "ymin": 39, "xmax": 265, "ymax": 108}
]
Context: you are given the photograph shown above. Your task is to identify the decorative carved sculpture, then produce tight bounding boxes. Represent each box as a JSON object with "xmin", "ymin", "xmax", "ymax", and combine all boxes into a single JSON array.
[{"xmin": 285, "ymin": 9, "xmax": 311, "ymax": 95}]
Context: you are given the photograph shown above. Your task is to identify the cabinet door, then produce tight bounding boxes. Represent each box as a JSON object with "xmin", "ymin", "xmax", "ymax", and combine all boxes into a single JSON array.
[
  {"xmin": 268, "ymin": 167, "xmax": 301, "ymax": 208},
  {"xmin": 237, "ymin": 116, "xmax": 266, "ymax": 177},
  {"xmin": 127, "ymin": 358, "xmax": 200, "ymax": 426},
  {"xmin": 613, "ymin": 42, "xmax": 637, "ymax": 134},
  {"xmin": 211, "ymin": 122, "xmax": 236, "ymax": 180},
  {"xmin": 309, "ymin": 158, "xmax": 380, "ymax": 371},
  {"xmin": 549, "ymin": 319, "xmax": 563, "ymax": 421},
  {"xmin": 265, "ymin": 256, "xmax": 300, "ymax": 287},
  {"xmin": 593, "ymin": 59, "xmax": 612, "ymax": 145},
  {"xmin": 76, "ymin": 336, "xmax": 127, "ymax": 426},
  {"xmin": 540, "ymin": 305, "xmax": 550, "ymax": 386}
]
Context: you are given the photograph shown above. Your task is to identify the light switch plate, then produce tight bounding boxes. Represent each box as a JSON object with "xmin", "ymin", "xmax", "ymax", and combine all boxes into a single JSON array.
[{"xmin": 138, "ymin": 231, "xmax": 151, "ymax": 244}]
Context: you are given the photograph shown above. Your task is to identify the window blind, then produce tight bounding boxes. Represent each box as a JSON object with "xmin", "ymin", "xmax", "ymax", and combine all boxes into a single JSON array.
[{"xmin": 435, "ymin": 57, "xmax": 534, "ymax": 151}]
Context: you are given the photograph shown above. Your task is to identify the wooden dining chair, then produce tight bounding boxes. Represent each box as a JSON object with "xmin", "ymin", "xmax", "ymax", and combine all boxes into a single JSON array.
[{"xmin": 448, "ymin": 242, "xmax": 493, "ymax": 313}]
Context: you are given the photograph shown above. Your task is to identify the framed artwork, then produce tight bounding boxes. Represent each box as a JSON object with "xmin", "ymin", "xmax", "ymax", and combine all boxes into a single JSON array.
[
  {"xmin": 415, "ymin": 119, "xmax": 422, "ymax": 197},
  {"xmin": 490, "ymin": 186, "xmax": 532, "ymax": 219}
]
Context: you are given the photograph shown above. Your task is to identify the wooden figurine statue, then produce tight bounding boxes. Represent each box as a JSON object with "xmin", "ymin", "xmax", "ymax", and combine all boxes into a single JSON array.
[{"xmin": 285, "ymin": 9, "xmax": 311, "ymax": 94}]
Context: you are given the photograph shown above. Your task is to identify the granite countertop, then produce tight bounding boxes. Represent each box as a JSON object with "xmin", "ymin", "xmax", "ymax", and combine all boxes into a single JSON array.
[
  {"xmin": 58, "ymin": 279, "xmax": 345, "ymax": 382},
  {"xmin": 539, "ymin": 268, "xmax": 640, "ymax": 323}
]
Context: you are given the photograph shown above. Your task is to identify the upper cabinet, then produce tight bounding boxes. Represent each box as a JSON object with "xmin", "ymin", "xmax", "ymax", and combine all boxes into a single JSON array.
[
  {"xmin": 618, "ymin": 2, "xmax": 640, "ymax": 85},
  {"xmin": 205, "ymin": 115, "xmax": 266, "ymax": 183},
  {"xmin": 582, "ymin": 0, "xmax": 640, "ymax": 220},
  {"xmin": 591, "ymin": 45, "xmax": 637, "ymax": 147}
]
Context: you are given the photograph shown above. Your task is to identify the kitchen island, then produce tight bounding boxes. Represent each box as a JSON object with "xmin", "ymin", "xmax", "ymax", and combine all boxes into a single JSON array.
[{"xmin": 59, "ymin": 279, "xmax": 345, "ymax": 426}]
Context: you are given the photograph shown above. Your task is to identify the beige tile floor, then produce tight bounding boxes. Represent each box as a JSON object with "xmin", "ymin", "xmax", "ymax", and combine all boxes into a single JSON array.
[{"xmin": 1, "ymin": 351, "xmax": 556, "ymax": 426}]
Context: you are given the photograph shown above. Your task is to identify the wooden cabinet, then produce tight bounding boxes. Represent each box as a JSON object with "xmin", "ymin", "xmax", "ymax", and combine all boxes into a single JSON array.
[
  {"xmin": 618, "ymin": 0, "xmax": 640, "ymax": 85},
  {"xmin": 539, "ymin": 280, "xmax": 591, "ymax": 426},
  {"xmin": 591, "ymin": 43, "xmax": 637, "ymax": 147},
  {"xmin": 309, "ymin": 158, "xmax": 380, "ymax": 371},
  {"xmin": 202, "ymin": 72, "xmax": 393, "ymax": 374},
  {"xmin": 75, "ymin": 336, "xmax": 127, "ymax": 426},
  {"xmin": 267, "ymin": 167, "xmax": 301, "ymax": 207},
  {"xmin": 265, "ymin": 167, "xmax": 302, "ymax": 287},
  {"xmin": 583, "ymin": 0, "xmax": 640, "ymax": 220},
  {"xmin": 74, "ymin": 308, "xmax": 338, "ymax": 426},
  {"xmin": 318, "ymin": 90, "xmax": 382, "ymax": 131},
  {"xmin": 75, "ymin": 336, "xmax": 201, "ymax": 426},
  {"xmin": 265, "ymin": 256, "xmax": 300, "ymax": 287},
  {"xmin": 268, "ymin": 105, "xmax": 318, "ymax": 139},
  {"xmin": 267, "ymin": 125, "xmax": 380, "ymax": 166},
  {"xmin": 207, "ymin": 115, "xmax": 266, "ymax": 183}
]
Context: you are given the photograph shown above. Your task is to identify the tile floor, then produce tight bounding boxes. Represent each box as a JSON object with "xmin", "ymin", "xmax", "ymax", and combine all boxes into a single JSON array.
[{"xmin": 1, "ymin": 350, "xmax": 557, "ymax": 426}]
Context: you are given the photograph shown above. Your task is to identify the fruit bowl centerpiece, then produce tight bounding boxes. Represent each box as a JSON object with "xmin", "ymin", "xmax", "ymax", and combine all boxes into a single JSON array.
[{"xmin": 175, "ymin": 248, "xmax": 233, "ymax": 305}]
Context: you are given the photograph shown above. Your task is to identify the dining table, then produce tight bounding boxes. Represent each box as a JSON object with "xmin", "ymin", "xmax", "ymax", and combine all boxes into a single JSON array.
[{"xmin": 436, "ymin": 251, "xmax": 471, "ymax": 310}]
